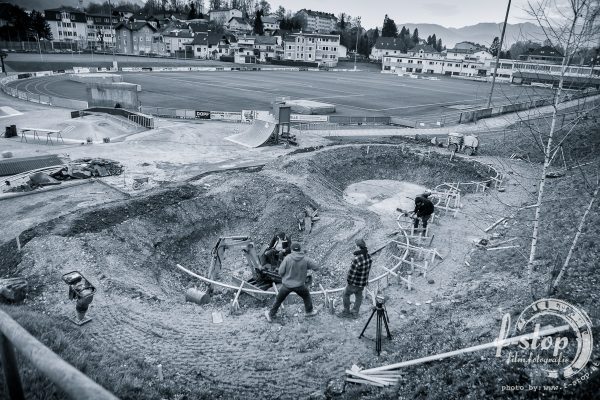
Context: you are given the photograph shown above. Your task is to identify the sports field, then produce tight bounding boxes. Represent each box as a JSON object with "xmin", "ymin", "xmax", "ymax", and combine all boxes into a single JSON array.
[{"xmin": 8, "ymin": 70, "xmax": 553, "ymax": 118}]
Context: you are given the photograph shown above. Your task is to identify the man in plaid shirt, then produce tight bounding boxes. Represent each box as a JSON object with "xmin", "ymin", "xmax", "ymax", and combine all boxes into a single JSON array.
[{"xmin": 340, "ymin": 239, "xmax": 372, "ymax": 318}]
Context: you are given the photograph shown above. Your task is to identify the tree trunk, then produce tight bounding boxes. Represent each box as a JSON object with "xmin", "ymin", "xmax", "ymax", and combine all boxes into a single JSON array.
[{"xmin": 526, "ymin": 12, "xmax": 580, "ymax": 299}]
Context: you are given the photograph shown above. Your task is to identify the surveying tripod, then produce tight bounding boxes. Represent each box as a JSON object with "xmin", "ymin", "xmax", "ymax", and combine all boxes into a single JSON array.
[{"xmin": 359, "ymin": 296, "xmax": 392, "ymax": 355}]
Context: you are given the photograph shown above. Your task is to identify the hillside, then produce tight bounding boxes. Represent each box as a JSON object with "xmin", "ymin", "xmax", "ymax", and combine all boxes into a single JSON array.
[
  {"xmin": 3, "ymin": 0, "xmax": 144, "ymax": 11},
  {"xmin": 398, "ymin": 22, "xmax": 547, "ymax": 48}
]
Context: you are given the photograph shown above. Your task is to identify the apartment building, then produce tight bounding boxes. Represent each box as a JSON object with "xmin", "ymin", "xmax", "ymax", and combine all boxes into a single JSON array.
[
  {"xmin": 283, "ymin": 32, "xmax": 340, "ymax": 67},
  {"xmin": 86, "ymin": 13, "xmax": 119, "ymax": 50},
  {"xmin": 382, "ymin": 54, "xmax": 487, "ymax": 77},
  {"xmin": 44, "ymin": 8, "xmax": 88, "ymax": 46},
  {"xmin": 295, "ymin": 9, "xmax": 337, "ymax": 33},
  {"xmin": 114, "ymin": 21, "xmax": 157, "ymax": 55}
]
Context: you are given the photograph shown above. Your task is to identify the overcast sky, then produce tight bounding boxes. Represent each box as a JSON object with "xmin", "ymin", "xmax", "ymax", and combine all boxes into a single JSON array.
[{"xmin": 273, "ymin": 0, "xmax": 534, "ymax": 29}]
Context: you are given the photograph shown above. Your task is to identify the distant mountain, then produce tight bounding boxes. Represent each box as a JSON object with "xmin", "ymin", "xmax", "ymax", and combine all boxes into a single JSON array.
[
  {"xmin": 5, "ymin": 0, "xmax": 145, "ymax": 12},
  {"xmin": 398, "ymin": 22, "xmax": 548, "ymax": 48}
]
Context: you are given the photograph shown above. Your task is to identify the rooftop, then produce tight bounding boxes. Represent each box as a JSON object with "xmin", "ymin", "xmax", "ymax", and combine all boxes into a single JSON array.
[
  {"xmin": 374, "ymin": 37, "xmax": 404, "ymax": 51},
  {"xmin": 114, "ymin": 21, "xmax": 157, "ymax": 32}
]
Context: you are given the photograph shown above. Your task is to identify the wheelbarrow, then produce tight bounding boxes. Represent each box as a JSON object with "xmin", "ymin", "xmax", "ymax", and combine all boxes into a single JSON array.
[{"xmin": 132, "ymin": 176, "xmax": 149, "ymax": 190}]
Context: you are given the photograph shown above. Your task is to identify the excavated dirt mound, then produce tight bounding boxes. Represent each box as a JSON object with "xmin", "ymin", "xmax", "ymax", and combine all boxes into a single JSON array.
[{"xmin": 3, "ymin": 144, "xmax": 498, "ymax": 399}]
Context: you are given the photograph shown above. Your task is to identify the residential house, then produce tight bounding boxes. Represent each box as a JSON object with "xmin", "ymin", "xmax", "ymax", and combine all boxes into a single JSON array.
[
  {"xmin": 209, "ymin": 8, "xmax": 242, "ymax": 25},
  {"xmin": 234, "ymin": 47, "xmax": 256, "ymax": 63},
  {"xmin": 161, "ymin": 29, "xmax": 194, "ymax": 55},
  {"xmin": 44, "ymin": 8, "xmax": 88, "ymax": 47},
  {"xmin": 254, "ymin": 35, "xmax": 281, "ymax": 62},
  {"xmin": 115, "ymin": 21, "xmax": 157, "ymax": 55},
  {"xmin": 227, "ymin": 17, "xmax": 252, "ymax": 34},
  {"xmin": 370, "ymin": 37, "xmax": 404, "ymax": 60},
  {"xmin": 407, "ymin": 44, "xmax": 442, "ymax": 59},
  {"xmin": 453, "ymin": 41, "xmax": 486, "ymax": 51},
  {"xmin": 262, "ymin": 16, "xmax": 279, "ymax": 32},
  {"xmin": 236, "ymin": 34, "xmax": 255, "ymax": 49},
  {"xmin": 191, "ymin": 32, "xmax": 208, "ymax": 58},
  {"xmin": 338, "ymin": 44, "xmax": 348, "ymax": 59},
  {"xmin": 445, "ymin": 47, "xmax": 493, "ymax": 63},
  {"xmin": 86, "ymin": 13, "xmax": 119, "ymax": 50},
  {"xmin": 295, "ymin": 9, "xmax": 337, "ymax": 33},
  {"xmin": 519, "ymin": 45, "xmax": 564, "ymax": 64},
  {"xmin": 283, "ymin": 32, "xmax": 340, "ymax": 67},
  {"xmin": 207, "ymin": 32, "xmax": 232, "ymax": 59},
  {"xmin": 188, "ymin": 19, "xmax": 209, "ymax": 35},
  {"xmin": 131, "ymin": 11, "xmax": 160, "ymax": 29}
]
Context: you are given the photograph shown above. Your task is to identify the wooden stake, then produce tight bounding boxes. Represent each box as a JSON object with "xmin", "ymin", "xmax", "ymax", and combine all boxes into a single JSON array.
[
  {"xmin": 157, "ymin": 364, "xmax": 163, "ymax": 381},
  {"xmin": 484, "ymin": 217, "xmax": 507, "ymax": 233}
]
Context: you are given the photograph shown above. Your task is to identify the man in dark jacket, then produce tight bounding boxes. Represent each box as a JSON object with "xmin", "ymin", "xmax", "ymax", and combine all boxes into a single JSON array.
[
  {"xmin": 265, "ymin": 242, "xmax": 319, "ymax": 321},
  {"xmin": 263, "ymin": 232, "xmax": 291, "ymax": 267},
  {"xmin": 414, "ymin": 196, "xmax": 434, "ymax": 235},
  {"xmin": 340, "ymin": 239, "xmax": 373, "ymax": 318}
]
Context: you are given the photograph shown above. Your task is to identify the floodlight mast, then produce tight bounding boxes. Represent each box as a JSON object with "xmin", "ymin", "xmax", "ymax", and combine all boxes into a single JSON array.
[{"xmin": 487, "ymin": 0, "xmax": 512, "ymax": 109}]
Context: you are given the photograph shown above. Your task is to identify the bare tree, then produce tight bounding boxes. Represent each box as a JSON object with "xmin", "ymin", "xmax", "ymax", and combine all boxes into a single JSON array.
[{"xmin": 524, "ymin": 0, "xmax": 600, "ymax": 297}]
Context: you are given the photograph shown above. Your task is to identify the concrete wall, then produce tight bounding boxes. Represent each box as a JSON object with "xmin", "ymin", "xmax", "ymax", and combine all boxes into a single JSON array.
[
  {"xmin": 86, "ymin": 82, "xmax": 140, "ymax": 109},
  {"xmin": 69, "ymin": 73, "xmax": 123, "ymax": 84}
]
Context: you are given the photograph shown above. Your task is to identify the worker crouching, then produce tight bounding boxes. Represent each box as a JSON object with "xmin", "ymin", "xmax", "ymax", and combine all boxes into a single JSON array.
[{"xmin": 265, "ymin": 242, "xmax": 319, "ymax": 322}]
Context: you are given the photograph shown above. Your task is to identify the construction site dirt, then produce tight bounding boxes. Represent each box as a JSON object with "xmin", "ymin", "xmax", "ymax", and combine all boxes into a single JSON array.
[{"xmin": 3, "ymin": 137, "xmax": 598, "ymax": 399}]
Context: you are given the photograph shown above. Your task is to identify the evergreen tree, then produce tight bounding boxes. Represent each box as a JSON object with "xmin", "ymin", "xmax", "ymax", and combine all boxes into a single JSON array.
[
  {"xmin": 373, "ymin": 27, "xmax": 379, "ymax": 43},
  {"xmin": 436, "ymin": 38, "xmax": 443, "ymax": 52},
  {"xmin": 411, "ymin": 28, "xmax": 419, "ymax": 45},
  {"xmin": 188, "ymin": 2, "xmax": 197, "ymax": 19},
  {"xmin": 359, "ymin": 33, "xmax": 370, "ymax": 57},
  {"xmin": 490, "ymin": 36, "xmax": 500, "ymax": 56},
  {"xmin": 431, "ymin": 34, "xmax": 437, "ymax": 48},
  {"xmin": 253, "ymin": 10, "xmax": 264, "ymax": 34},
  {"xmin": 29, "ymin": 10, "xmax": 52, "ymax": 40},
  {"xmin": 381, "ymin": 14, "xmax": 398, "ymax": 37},
  {"xmin": 338, "ymin": 13, "xmax": 346, "ymax": 30}
]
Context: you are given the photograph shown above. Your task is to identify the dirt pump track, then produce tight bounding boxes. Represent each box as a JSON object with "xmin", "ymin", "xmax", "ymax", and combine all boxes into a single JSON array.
[{"xmin": 2, "ymin": 144, "xmax": 524, "ymax": 399}]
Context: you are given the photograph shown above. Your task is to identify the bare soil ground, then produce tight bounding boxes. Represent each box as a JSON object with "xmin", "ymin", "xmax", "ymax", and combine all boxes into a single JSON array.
[{"xmin": 0, "ymin": 109, "xmax": 598, "ymax": 399}]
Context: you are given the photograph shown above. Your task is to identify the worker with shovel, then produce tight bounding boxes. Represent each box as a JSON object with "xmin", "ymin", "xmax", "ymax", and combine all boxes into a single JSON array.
[{"xmin": 265, "ymin": 242, "xmax": 319, "ymax": 322}]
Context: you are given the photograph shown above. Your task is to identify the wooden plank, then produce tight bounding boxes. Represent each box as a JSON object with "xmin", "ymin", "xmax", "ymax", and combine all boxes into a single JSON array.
[
  {"xmin": 360, "ymin": 324, "xmax": 570, "ymax": 374},
  {"xmin": 345, "ymin": 369, "xmax": 390, "ymax": 385},
  {"xmin": 304, "ymin": 216, "xmax": 312, "ymax": 234},
  {"xmin": 486, "ymin": 245, "xmax": 520, "ymax": 251},
  {"xmin": 346, "ymin": 378, "xmax": 386, "ymax": 387}
]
